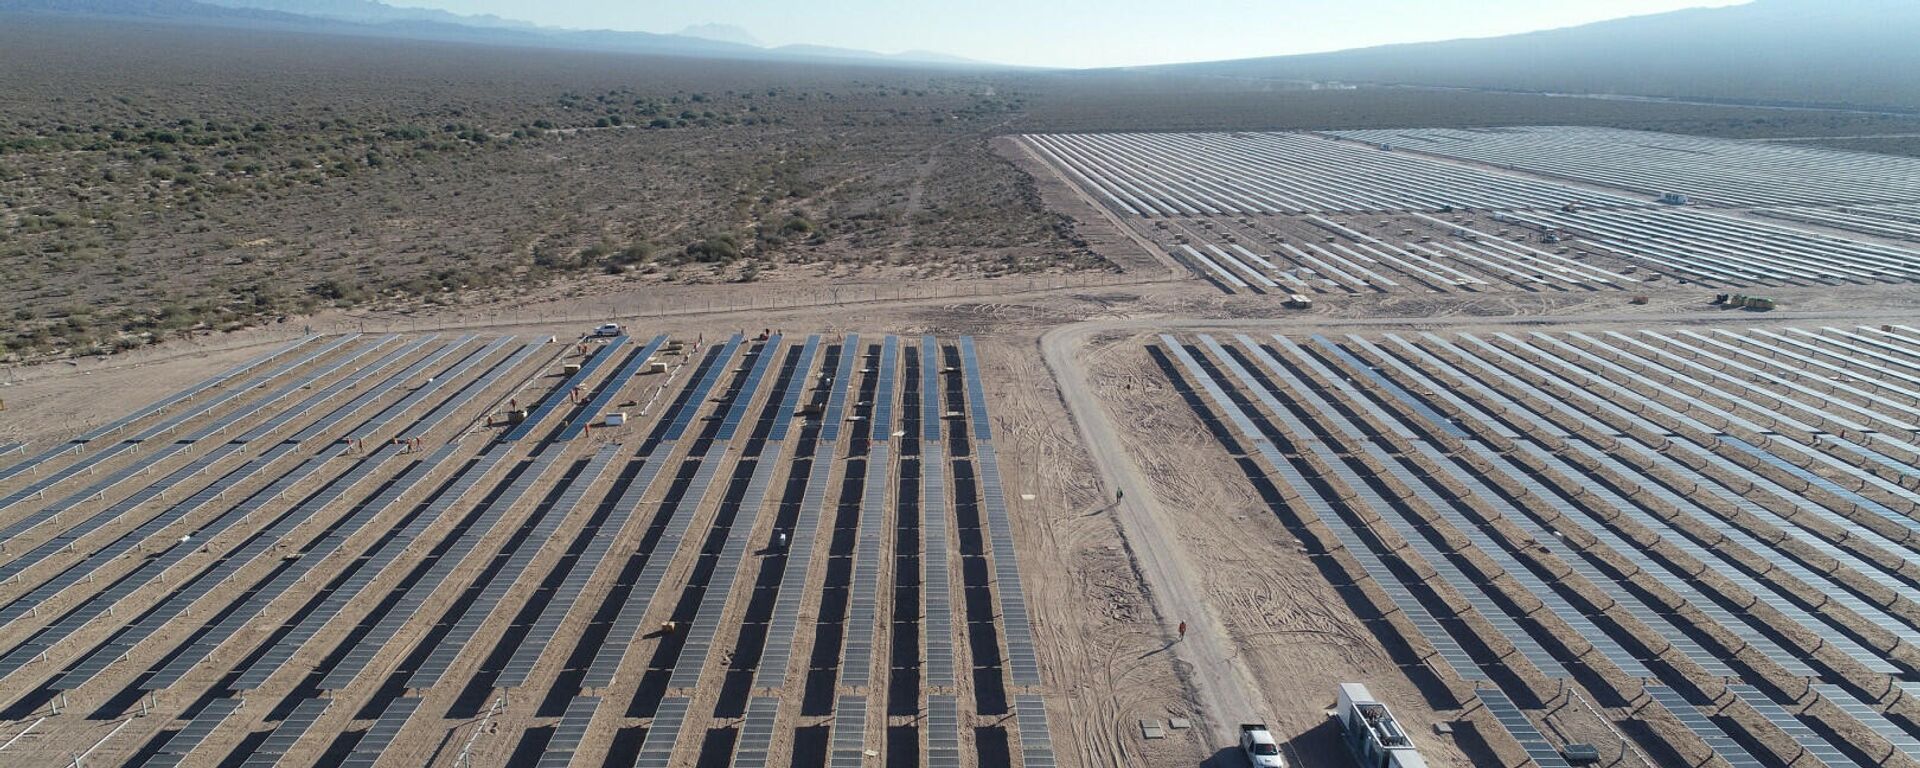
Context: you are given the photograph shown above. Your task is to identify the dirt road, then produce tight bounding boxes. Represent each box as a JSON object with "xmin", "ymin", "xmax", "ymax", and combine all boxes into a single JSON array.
[{"xmin": 1040, "ymin": 322, "xmax": 1270, "ymax": 752}]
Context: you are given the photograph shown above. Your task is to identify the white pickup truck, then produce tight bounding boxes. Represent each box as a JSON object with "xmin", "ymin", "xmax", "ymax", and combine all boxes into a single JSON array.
[{"xmin": 1239, "ymin": 723, "xmax": 1287, "ymax": 768}]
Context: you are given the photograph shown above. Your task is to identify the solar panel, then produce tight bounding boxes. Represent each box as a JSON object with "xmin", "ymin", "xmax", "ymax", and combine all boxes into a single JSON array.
[
  {"xmin": 239, "ymin": 336, "xmax": 464, "ymax": 443},
  {"xmin": 0, "ymin": 442, "xmax": 79, "ymax": 487},
  {"xmin": 50, "ymin": 444, "xmax": 407, "ymax": 691},
  {"xmin": 78, "ymin": 335, "xmax": 318, "ymax": 444},
  {"xmin": 139, "ymin": 697, "xmax": 242, "ymax": 768},
  {"xmin": 715, "ymin": 335, "xmax": 782, "ymax": 441},
  {"xmin": 829, "ymin": 696, "xmax": 868, "ymax": 768},
  {"xmin": 633, "ymin": 697, "xmax": 690, "ymax": 768},
  {"xmin": 536, "ymin": 695, "xmax": 602, "ymax": 768},
  {"xmin": 870, "ymin": 336, "xmax": 898, "ymax": 441},
  {"xmin": 1641, "ymin": 686, "xmax": 1766, "ymax": 768},
  {"xmin": 1729, "ymin": 685, "xmax": 1866, "ymax": 768},
  {"xmin": 188, "ymin": 335, "xmax": 421, "ymax": 444},
  {"xmin": 768, "ymin": 336, "xmax": 822, "ymax": 442},
  {"xmin": 145, "ymin": 443, "xmax": 467, "ymax": 690},
  {"xmin": 505, "ymin": 335, "xmax": 630, "ymax": 441},
  {"xmin": 130, "ymin": 333, "xmax": 365, "ymax": 445},
  {"xmin": 235, "ymin": 448, "xmax": 516, "ymax": 690},
  {"xmin": 666, "ymin": 445, "xmax": 784, "ymax": 690},
  {"xmin": 921, "ymin": 335, "xmax": 942, "ymax": 443},
  {"xmin": 732, "ymin": 697, "xmax": 781, "ymax": 768},
  {"xmin": 821, "ymin": 335, "xmax": 861, "ymax": 442},
  {"xmin": 317, "ymin": 450, "xmax": 566, "ymax": 691},
  {"xmin": 1341, "ymin": 335, "xmax": 1746, "ymax": 678},
  {"xmin": 1459, "ymin": 332, "xmax": 1906, "ymax": 674},
  {"xmin": 341, "ymin": 337, "xmax": 533, "ymax": 442},
  {"xmin": 959, "ymin": 337, "xmax": 992, "ymax": 441},
  {"xmin": 927, "ymin": 695, "xmax": 961, "ymax": 768},
  {"xmin": 1202, "ymin": 335, "xmax": 1572, "ymax": 679},
  {"xmin": 497, "ymin": 451, "xmax": 666, "ymax": 688},
  {"xmin": 923, "ymin": 444, "xmax": 955, "ymax": 688},
  {"xmin": 977, "ymin": 444, "xmax": 1040, "ymax": 686},
  {"xmin": 842, "ymin": 443, "xmax": 889, "ymax": 688},
  {"xmin": 560, "ymin": 334, "xmax": 668, "ymax": 441},
  {"xmin": 1156, "ymin": 334, "xmax": 1486, "ymax": 684},
  {"xmin": 660, "ymin": 335, "xmax": 744, "ymax": 442},
  {"xmin": 584, "ymin": 444, "xmax": 733, "ymax": 688},
  {"xmin": 0, "ymin": 442, "xmax": 242, "ymax": 586},
  {"xmin": 1477, "ymin": 688, "xmax": 1573, "ymax": 768},
  {"xmin": 408, "ymin": 445, "xmax": 622, "ymax": 689},
  {"xmin": 340, "ymin": 696, "xmax": 422, "ymax": 768},
  {"xmin": 240, "ymin": 697, "xmax": 329, "ymax": 767},
  {"xmin": 1815, "ymin": 684, "xmax": 1920, "ymax": 758},
  {"xmin": 757, "ymin": 444, "xmax": 838, "ymax": 688},
  {"xmin": 1013, "ymin": 695, "xmax": 1057, "ymax": 768}
]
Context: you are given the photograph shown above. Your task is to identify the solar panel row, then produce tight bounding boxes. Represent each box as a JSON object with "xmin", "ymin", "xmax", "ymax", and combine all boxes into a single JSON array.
[
  {"xmin": 842, "ymin": 442, "xmax": 889, "ymax": 688},
  {"xmin": 820, "ymin": 335, "xmax": 860, "ymax": 443},
  {"xmin": 756, "ymin": 443, "xmax": 838, "ymax": 690},
  {"xmin": 78, "ymin": 335, "xmax": 320, "ymax": 444},
  {"xmin": 660, "ymin": 334, "xmax": 744, "ymax": 443},
  {"xmin": 558, "ymin": 335, "xmax": 667, "ymax": 442},
  {"xmin": 53, "ymin": 443, "xmax": 410, "ymax": 691},
  {"xmin": 1470, "ymin": 333, "xmax": 1906, "ymax": 673},
  {"xmin": 633, "ymin": 697, "xmax": 690, "ymax": 768},
  {"xmin": 666, "ymin": 446, "xmax": 784, "ymax": 690},
  {"xmin": 1641, "ymin": 686, "xmax": 1767, "ymax": 768},
  {"xmin": 408, "ymin": 444, "xmax": 624, "ymax": 689},
  {"xmin": 136, "ymin": 697, "xmax": 241, "ymax": 768},
  {"xmin": 1729, "ymin": 685, "xmax": 1864, "ymax": 768},
  {"xmin": 828, "ymin": 695, "xmax": 868, "ymax": 768},
  {"xmin": 494, "ymin": 453, "xmax": 665, "ymax": 689},
  {"xmin": 238, "ymin": 697, "xmax": 329, "ymax": 768},
  {"xmin": 1155, "ymin": 335, "xmax": 1483, "ymax": 683},
  {"xmin": 235, "ymin": 448, "xmax": 517, "ymax": 690},
  {"xmin": 535, "ymin": 695, "xmax": 601, "ymax": 768},
  {"xmin": 1403, "ymin": 332, "xmax": 1840, "ymax": 677},
  {"xmin": 1354, "ymin": 335, "xmax": 1778, "ymax": 679},
  {"xmin": 1013, "ymin": 695, "xmax": 1058, "ymax": 768},
  {"xmin": 731, "ymin": 697, "xmax": 781, "ymax": 768},
  {"xmin": 505, "ymin": 336, "xmax": 629, "ymax": 442},
  {"xmin": 714, "ymin": 335, "xmax": 781, "ymax": 442},
  {"xmin": 1193, "ymin": 335, "xmax": 1571, "ymax": 679},
  {"xmin": 317, "ymin": 451, "xmax": 568, "ymax": 691},
  {"xmin": 237, "ymin": 335, "xmax": 463, "ymax": 443},
  {"xmin": 1476, "ymin": 689, "xmax": 1574, "ymax": 767},
  {"xmin": 142, "ymin": 443, "xmax": 469, "ymax": 690},
  {"xmin": 339, "ymin": 696, "xmax": 422, "ymax": 768},
  {"xmin": 584, "ymin": 447, "xmax": 734, "ymax": 689},
  {"xmin": 767, "ymin": 336, "xmax": 822, "ymax": 443}
]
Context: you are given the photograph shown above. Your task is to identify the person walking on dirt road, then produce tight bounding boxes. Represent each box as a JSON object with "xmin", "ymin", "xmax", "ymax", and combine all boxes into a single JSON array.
[{"xmin": 1177, "ymin": 621, "xmax": 1187, "ymax": 640}]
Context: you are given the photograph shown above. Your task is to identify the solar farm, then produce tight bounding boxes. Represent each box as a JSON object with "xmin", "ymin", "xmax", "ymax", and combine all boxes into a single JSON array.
[
  {"xmin": 5, "ymin": 122, "xmax": 1920, "ymax": 768},
  {"xmin": 1018, "ymin": 127, "xmax": 1920, "ymax": 295},
  {"xmin": 0, "ymin": 332, "xmax": 1054, "ymax": 766},
  {"xmin": 1120, "ymin": 323, "xmax": 1920, "ymax": 767}
]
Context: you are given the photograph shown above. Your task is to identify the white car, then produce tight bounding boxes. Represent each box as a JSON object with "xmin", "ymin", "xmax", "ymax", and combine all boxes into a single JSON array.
[
  {"xmin": 1240, "ymin": 724, "xmax": 1287, "ymax": 768},
  {"xmin": 591, "ymin": 323, "xmax": 623, "ymax": 338}
]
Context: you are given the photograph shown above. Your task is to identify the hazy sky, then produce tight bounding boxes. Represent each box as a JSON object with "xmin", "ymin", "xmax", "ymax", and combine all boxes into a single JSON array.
[{"xmin": 404, "ymin": 0, "xmax": 1751, "ymax": 68}]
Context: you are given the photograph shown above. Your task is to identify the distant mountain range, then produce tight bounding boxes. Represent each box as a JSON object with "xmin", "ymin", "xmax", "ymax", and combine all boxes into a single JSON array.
[
  {"xmin": 0, "ymin": 0, "xmax": 990, "ymax": 68},
  {"xmin": 3, "ymin": 0, "xmax": 1914, "ymax": 111},
  {"xmin": 1140, "ymin": 0, "xmax": 1920, "ymax": 111}
]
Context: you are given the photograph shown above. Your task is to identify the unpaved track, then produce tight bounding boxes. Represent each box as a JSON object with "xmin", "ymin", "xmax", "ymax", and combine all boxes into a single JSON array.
[{"xmin": 1040, "ymin": 322, "xmax": 1268, "ymax": 750}]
